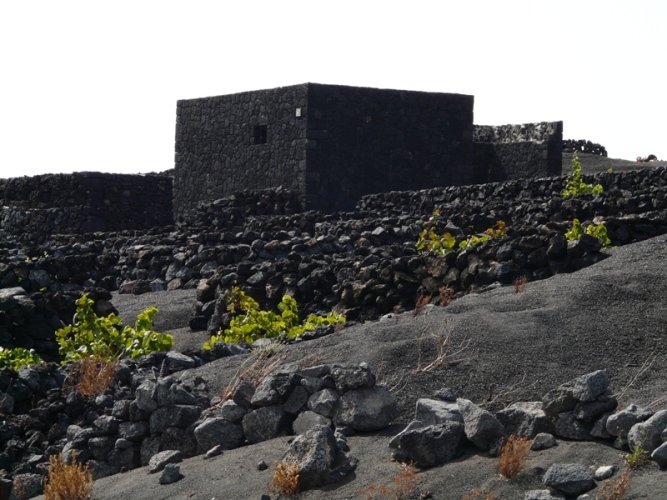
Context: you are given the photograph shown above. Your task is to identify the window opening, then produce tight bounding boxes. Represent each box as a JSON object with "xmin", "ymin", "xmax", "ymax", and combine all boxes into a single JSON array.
[{"xmin": 253, "ymin": 125, "xmax": 268, "ymax": 145}]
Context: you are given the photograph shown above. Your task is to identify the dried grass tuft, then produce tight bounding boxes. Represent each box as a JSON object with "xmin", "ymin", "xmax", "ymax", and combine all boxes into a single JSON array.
[
  {"xmin": 438, "ymin": 286, "xmax": 454, "ymax": 306},
  {"xmin": 222, "ymin": 351, "xmax": 288, "ymax": 401},
  {"xmin": 43, "ymin": 452, "xmax": 93, "ymax": 500},
  {"xmin": 269, "ymin": 461, "xmax": 300, "ymax": 496},
  {"xmin": 65, "ymin": 357, "xmax": 118, "ymax": 397},
  {"xmin": 413, "ymin": 293, "xmax": 432, "ymax": 316},
  {"xmin": 513, "ymin": 275, "xmax": 528, "ymax": 293},
  {"xmin": 596, "ymin": 468, "xmax": 632, "ymax": 500},
  {"xmin": 463, "ymin": 489, "xmax": 498, "ymax": 500},
  {"xmin": 358, "ymin": 462, "xmax": 417, "ymax": 499},
  {"xmin": 414, "ymin": 322, "xmax": 473, "ymax": 374},
  {"xmin": 497, "ymin": 434, "xmax": 531, "ymax": 478}
]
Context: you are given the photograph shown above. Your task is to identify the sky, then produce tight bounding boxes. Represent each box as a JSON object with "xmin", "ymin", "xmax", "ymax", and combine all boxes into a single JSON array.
[{"xmin": 1, "ymin": 1, "xmax": 665, "ymax": 178}]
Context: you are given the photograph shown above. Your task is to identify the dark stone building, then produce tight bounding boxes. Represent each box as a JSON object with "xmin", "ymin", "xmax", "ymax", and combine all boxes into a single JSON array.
[{"xmin": 170, "ymin": 83, "xmax": 564, "ymax": 220}]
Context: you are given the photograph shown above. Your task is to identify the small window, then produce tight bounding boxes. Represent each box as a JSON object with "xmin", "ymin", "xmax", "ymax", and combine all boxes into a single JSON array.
[{"xmin": 253, "ymin": 125, "xmax": 268, "ymax": 145}]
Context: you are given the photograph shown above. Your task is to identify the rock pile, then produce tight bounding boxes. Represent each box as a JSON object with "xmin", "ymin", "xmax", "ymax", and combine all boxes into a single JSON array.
[
  {"xmin": 390, "ymin": 370, "xmax": 667, "ymax": 497},
  {"xmin": 0, "ymin": 358, "xmax": 397, "ymax": 497}
]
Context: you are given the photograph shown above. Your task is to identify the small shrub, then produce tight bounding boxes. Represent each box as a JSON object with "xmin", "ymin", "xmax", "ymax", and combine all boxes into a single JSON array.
[
  {"xmin": 562, "ymin": 151, "xmax": 604, "ymax": 197},
  {"xmin": 358, "ymin": 463, "xmax": 417, "ymax": 499},
  {"xmin": 0, "ymin": 347, "xmax": 43, "ymax": 370},
  {"xmin": 66, "ymin": 356, "xmax": 118, "ymax": 397},
  {"xmin": 463, "ymin": 489, "xmax": 498, "ymax": 500},
  {"xmin": 55, "ymin": 294, "xmax": 173, "ymax": 363},
  {"xmin": 596, "ymin": 468, "xmax": 632, "ymax": 500},
  {"xmin": 205, "ymin": 288, "xmax": 345, "ymax": 348},
  {"xmin": 565, "ymin": 218, "xmax": 611, "ymax": 248},
  {"xmin": 625, "ymin": 445, "xmax": 649, "ymax": 469},
  {"xmin": 497, "ymin": 435, "xmax": 531, "ymax": 478},
  {"xmin": 513, "ymin": 275, "xmax": 527, "ymax": 293},
  {"xmin": 269, "ymin": 461, "xmax": 300, "ymax": 496},
  {"xmin": 43, "ymin": 452, "xmax": 93, "ymax": 500}
]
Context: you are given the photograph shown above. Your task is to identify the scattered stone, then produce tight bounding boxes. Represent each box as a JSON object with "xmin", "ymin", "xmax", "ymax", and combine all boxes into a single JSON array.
[
  {"xmin": 542, "ymin": 463, "xmax": 595, "ymax": 496},
  {"xmin": 531, "ymin": 433, "xmax": 556, "ymax": 451},
  {"xmin": 392, "ymin": 422, "xmax": 464, "ymax": 467},
  {"xmin": 203, "ymin": 445, "xmax": 223, "ymax": 459},
  {"xmin": 496, "ymin": 401, "xmax": 554, "ymax": 438},
  {"xmin": 627, "ymin": 409, "xmax": 667, "ymax": 453},
  {"xmin": 293, "ymin": 411, "xmax": 332, "ymax": 435},
  {"xmin": 148, "ymin": 450, "xmax": 183, "ymax": 474},
  {"xmin": 651, "ymin": 442, "xmax": 667, "ymax": 468},
  {"xmin": 159, "ymin": 463, "xmax": 181, "ymax": 485},
  {"xmin": 524, "ymin": 491, "xmax": 566, "ymax": 500},
  {"xmin": 280, "ymin": 425, "xmax": 357, "ymax": 490},
  {"xmin": 594, "ymin": 465, "xmax": 616, "ymax": 481},
  {"xmin": 414, "ymin": 398, "xmax": 462, "ymax": 426},
  {"xmin": 194, "ymin": 418, "xmax": 244, "ymax": 453},
  {"xmin": 333, "ymin": 385, "xmax": 399, "ymax": 431},
  {"xmin": 456, "ymin": 398, "xmax": 506, "ymax": 451},
  {"xmin": 606, "ymin": 404, "xmax": 653, "ymax": 438}
]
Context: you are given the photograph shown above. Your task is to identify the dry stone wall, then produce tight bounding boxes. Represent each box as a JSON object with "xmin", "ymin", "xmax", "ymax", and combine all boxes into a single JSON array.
[
  {"xmin": 0, "ymin": 173, "xmax": 172, "ymax": 240},
  {"xmin": 473, "ymin": 122, "xmax": 563, "ymax": 182},
  {"xmin": 563, "ymin": 139, "xmax": 607, "ymax": 156},
  {"xmin": 4, "ymin": 166, "xmax": 667, "ymax": 359}
]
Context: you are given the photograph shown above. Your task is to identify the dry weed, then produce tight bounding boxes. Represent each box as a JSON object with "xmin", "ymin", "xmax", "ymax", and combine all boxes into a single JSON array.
[
  {"xmin": 414, "ymin": 322, "xmax": 473, "ymax": 374},
  {"xmin": 43, "ymin": 452, "xmax": 93, "ymax": 500},
  {"xmin": 358, "ymin": 463, "xmax": 417, "ymax": 499},
  {"xmin": 413, "ymin": 293, "xmax": 432, "ymax": 316},
  {"xmin": 513, "ymin": 275, "xmax": 527, "ymax": 293},
  {"xmin": 497, "ymin": 435, "xmax": 531, "ymax": 478},
  {"xmin": 462, "ymin": 489, "xmax": 498, "ymax": 500},
  {"xmin": 269, "ymin": 461, "xmax": 300, "ymax": 496},
  {"xmin": 222, "ymin": 351, "xmax": 288, "ymax": 401},
  {"xmin": 438, "ymin": 286, "xmax": 454, "ymax": 306},
  {"xmin": 596, "ymin": 468, "xmax": 632, "ymax": 500},
  {"xmin": 65, "ymin": 357, "xmax": 118, "ymax": 397},
  {"xmin": 614, "ymin": 352, "xmax": 655, "ymax": 405},
  {"xmin": 298, "ymin": 351, "xmax": 324, "ymax": 370}
]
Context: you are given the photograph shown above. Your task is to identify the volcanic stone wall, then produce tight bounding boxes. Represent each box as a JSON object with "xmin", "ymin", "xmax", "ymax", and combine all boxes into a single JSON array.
[
  {"xmin": 473, "ymin": 122, "xmax": 563, "ymax": 182},
  {"xmin": 562, "ymin": 139, "xmax": 607, "ymax": 156},
  {"xmin": 0, "ymin": 172, "xmax": 172, "ymax": 238},
  {"xmin": 174, "ymin": 83, "xmax": 476, "ymax": 217}
]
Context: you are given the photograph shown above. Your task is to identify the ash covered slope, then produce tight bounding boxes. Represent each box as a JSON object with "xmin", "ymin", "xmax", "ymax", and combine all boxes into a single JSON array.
[{"xmin": 87, "ymin": 233, "xmax": 667, "ymax": 500}]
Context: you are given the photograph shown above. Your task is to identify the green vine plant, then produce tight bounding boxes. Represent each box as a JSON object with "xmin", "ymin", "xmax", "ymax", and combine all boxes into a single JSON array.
[
  {"xmin": 459, "ymin": 220, "xmax": 507, "ymax": 250},
  {"xmin": 55, "ymin": 294, "xmax": 173, "ymax": 363},
  {"xmin": 0, "ymin": 347, "xmax": 43, "ymax": 371},
  {"xmin": 562, "ymin": 151, "xmax": 604, "ymax": 197},
  {"xmin": 417, "ymin": 212, "xmax": 507, "ymax": 255},
  {"xmin": 204, "ymin": 287, "xmax": 345, "ymax": 348},
  {"xmin": 565, "ymin": 218, "xmax": 612, "ymax": 248}
]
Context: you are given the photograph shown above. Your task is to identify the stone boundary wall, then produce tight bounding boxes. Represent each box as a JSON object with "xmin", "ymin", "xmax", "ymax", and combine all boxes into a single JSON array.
[
  {"xmin": 177, "ymin": 187, "xmax": 302, "ymax": 228},
  {"xmin": 4, "ymin": 166, "xmax": 667, "ymax": 358},
  {"xmin": 473, "ymin": 122, "xmax": 563, "ymax": 182},
  {"xmin": 0, "ymin": 172, "xmax": 173, "ymax": 238},
  {"xmin": 563, "ymin": 139, "xmax": 607, "ymax": 156}
]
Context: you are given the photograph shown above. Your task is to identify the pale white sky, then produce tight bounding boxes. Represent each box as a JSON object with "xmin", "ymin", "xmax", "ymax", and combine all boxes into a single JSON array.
[{"xmin": 1, "ymin": 1, "xmax": 665, "ymax": 178}]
